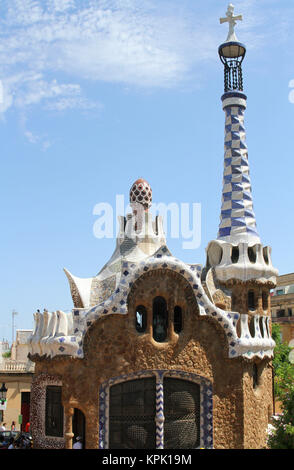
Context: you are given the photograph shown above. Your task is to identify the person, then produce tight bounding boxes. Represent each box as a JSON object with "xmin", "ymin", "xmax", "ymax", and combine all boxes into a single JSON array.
[
  {"xmin": 7, "ymin": 437, "xmax": 14, "ymax": 449},
  {"xmin": 0, "ymin": 423, "xmax": 6, "ymax": 431},
  {"xmin": 11, "ymin": 421, "xmax": 16, "ymax": 431},
  {"xmin": 72, "ymin": 436, "xmax": 82, "ymax": 449}
]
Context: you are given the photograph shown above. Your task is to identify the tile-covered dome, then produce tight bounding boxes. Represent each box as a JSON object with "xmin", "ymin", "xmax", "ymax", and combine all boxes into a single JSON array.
[{"xmin": 130, "ymin": 178, "xmax": 152, "ymax": 210}]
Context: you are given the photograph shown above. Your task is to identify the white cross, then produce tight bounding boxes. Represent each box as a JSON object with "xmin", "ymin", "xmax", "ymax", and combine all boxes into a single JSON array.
[{"xmin": 220, "ymin": 4, "xmax": 243, "ymax": 42}]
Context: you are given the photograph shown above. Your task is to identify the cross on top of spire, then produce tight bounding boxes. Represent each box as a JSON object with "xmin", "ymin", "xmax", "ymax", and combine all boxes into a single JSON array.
[{"xmin": 220, "ymin": 3, "xmax": 243, "ymax": 42}]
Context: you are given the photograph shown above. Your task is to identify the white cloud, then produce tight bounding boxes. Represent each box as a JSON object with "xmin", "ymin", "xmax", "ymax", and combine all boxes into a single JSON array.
[
  {"xmin": 0, "ymin": 0, "xmax": 289, "ymax": 119},
  {"xmin": 0, "ymin": 0, "xmax": 217, "ymax": 118},
  {"xmin": 19, "ymin": 111, "xmax": 53, "ymax": 150}
]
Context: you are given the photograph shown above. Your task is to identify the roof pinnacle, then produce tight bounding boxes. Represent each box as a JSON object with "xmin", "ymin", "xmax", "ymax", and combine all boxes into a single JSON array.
[{"xmin": 220, "ymin": 4, "xmax": 243, "ymax": 42}]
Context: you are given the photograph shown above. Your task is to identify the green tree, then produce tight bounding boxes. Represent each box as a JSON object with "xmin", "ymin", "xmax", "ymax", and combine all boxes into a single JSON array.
[
  {"xmin": 268, "ymin": 388, "xmax": 294, "ymax": 449},
  {"xmin": 268, "ymin": 324, "xmax": 294, "ymax": 449},
  {"xmin": 2, "ymin": 350, "xmax": 11, "ymax": 358},
  {"xmin": 272, "ymin": 324, "xmax": 294, "ymax": 399}
]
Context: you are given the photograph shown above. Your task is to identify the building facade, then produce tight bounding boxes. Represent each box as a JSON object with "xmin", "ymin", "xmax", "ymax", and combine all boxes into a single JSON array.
[
  {"xmin": 28, "ymin": 6, "xmax": 278, "ymax": 449},
  {"xmin": 271, "ymin": 273, "xmax": 294, "ymax": 345},
  {"xmin": 0, "ymin": 330, "xmax": 34, "ymax": 429}
]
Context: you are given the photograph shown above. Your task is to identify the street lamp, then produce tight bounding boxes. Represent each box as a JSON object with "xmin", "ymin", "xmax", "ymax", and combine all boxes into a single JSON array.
[{"xmin": 0, "ymin": 383, "xmax": 7, "ymax": 405}]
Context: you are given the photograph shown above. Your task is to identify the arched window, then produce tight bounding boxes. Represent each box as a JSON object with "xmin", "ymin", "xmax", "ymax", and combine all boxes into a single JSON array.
[
  {"xmin": 135, "ymin": 305, "xmax": 147, "ymax": 333},
  {"xmin": 248, "ymin": 290, "xmax": 255, "ymax": 310},
  {"xmin": 263, "ymin": 247, "xmax": 269, "ymax": 265},
  {"xmin": 152, "ymin": 297, "xmax": 168, "ymax": 342},
  {"xmin": 262, "ymin": 291, "xmax": 268, "ymax": 311},
  {"xmin": 248, "ymin": 246, "xmax": 257, "ymax": 263},
  {"xmin": 173, "ymin": 306, "xmax": 182, "ymax": 334},
  {"xmin": 231, "ymin": 246, "xmax": 239, "ymax": 264}
]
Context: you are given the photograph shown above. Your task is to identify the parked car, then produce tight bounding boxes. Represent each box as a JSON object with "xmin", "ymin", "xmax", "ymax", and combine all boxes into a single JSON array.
[{"xmin": 0, "ymin": 430, "xmax": 33, "ymax": 449}]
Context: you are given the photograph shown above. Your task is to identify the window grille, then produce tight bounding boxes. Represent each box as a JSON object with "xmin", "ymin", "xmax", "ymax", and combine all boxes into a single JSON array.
[
  {"xmin": 108, "ymin": 377, "xmax": 201, "ymax": 449},
  {"xmin": 109, "ymin": 378, "xmax": 156, "ymax": 449},
  {"xmin": 163, "ymin": 378, "xmax": 200, "ymax": 449}
]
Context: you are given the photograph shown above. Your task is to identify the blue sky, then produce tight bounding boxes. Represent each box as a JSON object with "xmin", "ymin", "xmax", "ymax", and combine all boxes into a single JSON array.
[{"xmin": 1, "ymin": 0, "xmax": 294, "ymax": 342}]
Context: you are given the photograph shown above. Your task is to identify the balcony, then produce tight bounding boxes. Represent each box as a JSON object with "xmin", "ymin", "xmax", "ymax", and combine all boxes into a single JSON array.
[{"xmin": 0, "ymin": 360, "xmax": 35, "ymax": 373}]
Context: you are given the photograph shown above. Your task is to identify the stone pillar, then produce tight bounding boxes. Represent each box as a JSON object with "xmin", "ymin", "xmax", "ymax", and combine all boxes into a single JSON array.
[
  {"xmin": 64, "ymin": 406, "xmax": 74, "ymax": 449},
  {"xmin": 155, "ymin": 372, "xmax": 164, "ymax": 449}
]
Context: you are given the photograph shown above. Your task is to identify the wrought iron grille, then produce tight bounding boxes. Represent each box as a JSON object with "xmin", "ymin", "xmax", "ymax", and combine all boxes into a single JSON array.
[
  {"xmin": 224, "ymin": 60, "xmax": 243, "ymax": 92},
  {"xmin": 163, "ymin": 378, "xmax": 200, "ymax": 449},
  {"xmin": 109, "ymin": 378, "xmax": 156, "ymax": 449}
]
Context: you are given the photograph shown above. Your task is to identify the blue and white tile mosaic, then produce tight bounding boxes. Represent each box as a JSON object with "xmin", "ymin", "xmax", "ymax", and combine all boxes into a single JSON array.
[
  {"xmin": 28, "ymin": 244, "xmax": 275, "ymax": 360},
  {"xmin": 218, "ymin": 104, "xmax": 260, "ymax": 244}
]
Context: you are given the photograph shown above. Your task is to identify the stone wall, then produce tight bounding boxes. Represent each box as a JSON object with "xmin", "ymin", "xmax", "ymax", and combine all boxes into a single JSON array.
[{"xmin": 31, "ymin": 270, "xmax": 273, "ymax": 449}]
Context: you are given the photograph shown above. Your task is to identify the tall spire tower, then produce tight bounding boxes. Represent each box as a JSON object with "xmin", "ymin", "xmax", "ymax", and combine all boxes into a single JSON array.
[
  {"xmin": 205, "ymin": 4, "xmax": 277, "ymax": 289},
  {"xmin": 218, "ymin": 4, "xmax": 259, "ymax": 246}
]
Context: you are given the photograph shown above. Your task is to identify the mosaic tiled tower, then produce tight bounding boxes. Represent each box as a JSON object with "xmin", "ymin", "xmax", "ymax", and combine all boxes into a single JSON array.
[
  {"xmin": 218, "ymin": 97, "xmax": 260, "ymax": 244},
  {"xmin": 206, "ymin": 5, "xmax": 277, "ymax": 286}
]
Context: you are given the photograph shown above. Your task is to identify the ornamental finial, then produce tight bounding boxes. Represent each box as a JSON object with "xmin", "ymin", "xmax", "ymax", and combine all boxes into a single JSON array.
[{"xmin": 220, "ymin": 4, "xmax": 243, "ymax": 42}]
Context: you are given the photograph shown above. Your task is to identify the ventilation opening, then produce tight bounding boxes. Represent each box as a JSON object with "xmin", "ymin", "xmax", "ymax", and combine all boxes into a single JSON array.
[
  {"xmin": 259, "ymin": 317, "xmax": 264, "ymax": 337},
  {"xmin": 263, "ymin": 247, "xmax": 269, "ymax": 265},
  {"xmin": 153, "ymin": 297, "xmax": 168, "ymax": 343},
  {"xmin": 249, "ymin": 316, "xmax": 255, "ymax": 337},
  {"xmin": 135, "ymin": 305, "xmax": 147, "ymax": 333},
  {"xmin": 173, "ymin": 306, "xmax": 182, "ymax": 334},
  {"xmin": 248, "ymin": 245, "xmax": 257, "ymax": 263},
  {"xmin": 231, "ymin": 246, "xmax": 239, "ymax": 264}
]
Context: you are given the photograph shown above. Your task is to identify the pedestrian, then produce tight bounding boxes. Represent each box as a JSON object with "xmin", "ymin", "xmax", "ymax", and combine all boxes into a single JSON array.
[
  {"xmin": 72, "ymin": 436, "xmax": 82, "ymax": 449},
  {"xmin": 11, "ymin": 421, "xmax": 16, "ymax": 431},
  {"xmin": 7, "ymin": 437, "xmax": 14, "ymax": 449},
  {"xmin": 0, "ymin": 423, "xmax": 6, "ymax": 431}
]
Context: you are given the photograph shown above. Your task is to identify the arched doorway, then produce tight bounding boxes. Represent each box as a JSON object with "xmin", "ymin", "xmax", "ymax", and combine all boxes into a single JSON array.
[{"xmin": 73, "ymin": 408, "xmax": 86, "ymax": 448}]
